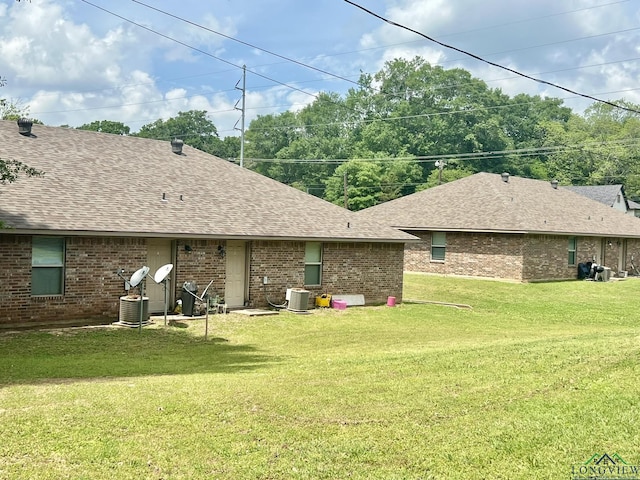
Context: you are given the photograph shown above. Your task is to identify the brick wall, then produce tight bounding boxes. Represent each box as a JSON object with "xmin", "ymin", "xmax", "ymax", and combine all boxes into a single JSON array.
[
  {"xmin": 0, "ymin": 235, "xmax": 405, "ymax": 327},
  {"xmin": 405, "ymin": 232, "xmax": 525, "ymax": 281},
  {"xmin": 522, "ymin": 235, "xmax": 580, "ymax": 281},
  {"xmin": 403, "ymin": 231, "xmax": 626, "ymax": 282},
  {"xmin": 0, "ymin": 235, "xmax": 145, "ymax": 328},
  {"xmin": 174, "ymin": 239, "xmax": 226, "ymax": 301},
  {"xmin": 248, "ymin": 241, "xmax": 404, "ymax": 308},
  {"xmin": 626, "ymin": 239, "xmax": 640, "ymax": 274}
]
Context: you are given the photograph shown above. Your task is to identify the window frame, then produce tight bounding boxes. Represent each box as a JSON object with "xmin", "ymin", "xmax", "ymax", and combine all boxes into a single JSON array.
[
  {"xmin": 32, "ymin": 236, "xmax": 65, "ymax": 296},
  {"xmin": 568, "ymin": 237, "xmax": 577, "ymax": 266},
  {"xmin": 431, "ymin": 232, "xmax": 446, "ymax": 262},
  {"xmin": 304, "ymin": 242, "xmax": 323, "ymax": 286}
]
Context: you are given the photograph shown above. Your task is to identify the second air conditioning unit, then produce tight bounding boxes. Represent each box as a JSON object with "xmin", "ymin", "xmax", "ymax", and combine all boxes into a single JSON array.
[{"xmin": 287, "ymin": 288, "xmax": 310, "ymax": 312}]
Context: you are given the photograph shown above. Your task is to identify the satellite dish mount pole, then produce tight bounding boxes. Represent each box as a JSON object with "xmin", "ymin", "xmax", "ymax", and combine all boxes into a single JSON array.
[{"xmin": 138, "ymin": 278, "xmax": 145, "ymax": 333}]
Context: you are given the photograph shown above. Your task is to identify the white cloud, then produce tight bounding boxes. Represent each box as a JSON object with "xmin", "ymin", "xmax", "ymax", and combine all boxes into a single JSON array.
[
  {"xmin": 2, "ymin": 0, "xmax": 639, "ymax": 134},
  {"xmin": 352, "ymin": 0, "xmax": 640, "ymax": 114}
]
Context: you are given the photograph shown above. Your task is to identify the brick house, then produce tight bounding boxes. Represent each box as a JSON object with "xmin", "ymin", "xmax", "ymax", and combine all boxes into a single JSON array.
[
  {"xmin": 0, "ymin": 120, "xmax": 416, "ymax": 328},
  {"xmin": 357, "ymin": 172, "xmax": 640, "ymax": 282}
]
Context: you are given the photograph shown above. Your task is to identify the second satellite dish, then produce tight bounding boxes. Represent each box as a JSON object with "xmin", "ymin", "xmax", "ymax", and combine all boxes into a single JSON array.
[
  {"xmin": 130, "ymin": 266, "xmax": 150, "ymax": 287},
  {"xmin": 154, "ymin": 263, "xmax": 174, "ymax": 283}
]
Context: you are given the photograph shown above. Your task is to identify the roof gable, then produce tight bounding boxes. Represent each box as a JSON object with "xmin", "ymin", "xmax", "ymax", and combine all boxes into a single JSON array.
[
  {"xmin": 357, "ymin": 172, "xmax": 640, "ymax": 238},
  {"xmin": 0, "ymin": 121, "xmax": 414, "ymax": 242},
  {"xmin": 563, "ymin": 184, "xmax": 628, "ymax": 210}
]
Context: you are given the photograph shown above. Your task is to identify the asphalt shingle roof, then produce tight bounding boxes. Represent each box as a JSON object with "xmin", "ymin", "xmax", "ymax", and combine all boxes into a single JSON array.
[
  {"xmin": 563, "ymin": 184, "xmax": 625, "ymax": 207},
  {"xmin": 357, "ymin": 172, "xmax": 640, "ymax": 238},
  {"xmin": 0, "ymin": 121, "xmax": 414, "ymax": 242}
]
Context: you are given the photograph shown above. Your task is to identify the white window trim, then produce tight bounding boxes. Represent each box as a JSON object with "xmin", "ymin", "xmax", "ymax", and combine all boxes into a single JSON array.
[
  {"xmin": 431, "ymin": 232, "xmax": 446, "ymax": 263},
  {"xmin": 304, "ymin": 242, "xmax": 323, "ymax": 286},
  {"xmin": 568, "ymin": 237, "xmax": 577, "ymax": 266},
  {"xmin": 32, "ymin": 236, "xmax": 65, "ymax": 296}
]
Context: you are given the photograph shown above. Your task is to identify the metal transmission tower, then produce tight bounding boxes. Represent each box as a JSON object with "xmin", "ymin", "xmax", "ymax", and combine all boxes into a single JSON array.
[{"xmin": 234, "ymin": 65, "xmax": 246, "ymax": 167}]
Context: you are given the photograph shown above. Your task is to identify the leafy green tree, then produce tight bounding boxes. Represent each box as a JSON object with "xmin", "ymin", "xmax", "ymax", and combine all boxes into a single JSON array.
[
  {"xmin": 417, "ymin": 164, "xmax": 475, "ymax": 190},
  {"xmin": 324, "ymin": 160, "xmax": 381, "ymax": 210},
  {"xmin": 378, "ymin": 158, "xmax": 423, "ymax": 203},
  {"xmin": 499, "ymin": 94, "xmax": 572, "ymax": 178},
  {"xmin": 245, "ymin": 111, "xmax": 301, "ymax": 174},
  {"xmin": 0, "ymin": 75, "xmax": 42, "ymax": 192},
  {"xmin": 324, "ymin": 157, "xmax": 422, "ymax": 210},
  {"xmin": 134, "ymin": 110, "xmax": 225, "ymax": 156},
  {"xmin": 0, "ymin": 159, "xmax": 42, "ymax": 185},
  {"xmin": 0, "ymin": 98, "xmax": 41, "ymax": 122},
  {"xmin": 216, "ymin": 136, "xmax": 241, "ymax": 161},
  {"xmin": 346, "ymin": 57, "xmax": 514, "ymax": 180},
  {"xmin": 542, "ymin": 101, "xmax": 640, "ymax": 198},
  {"xmin": 245, "ymin": 111, "xmax": 299, "ymax": 160},
  {"xmin": 238, "ymin": 55, "xmax": 640, "ymax": 205},
  {"xmin": 77, "ymin": 120, "xmax": 130, "ymax": 135},
  {"xmin": 246, "ymin": 93, "xmax": 351, "ymax": 195}
]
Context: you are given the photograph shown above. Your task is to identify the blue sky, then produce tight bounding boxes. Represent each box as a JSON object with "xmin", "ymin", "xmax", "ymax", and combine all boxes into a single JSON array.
[{"xmin": 1, "ymin": 0, "xmax": 639, "ymax": 137}]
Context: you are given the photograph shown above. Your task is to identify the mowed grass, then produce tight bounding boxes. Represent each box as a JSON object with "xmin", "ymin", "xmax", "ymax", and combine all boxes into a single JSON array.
[{"xmin": 1, "ymin": 274, "xmax": 640, "ymax": 479}]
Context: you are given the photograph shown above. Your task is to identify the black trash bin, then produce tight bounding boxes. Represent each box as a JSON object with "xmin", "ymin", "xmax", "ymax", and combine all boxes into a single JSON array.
[{"xmin": 182, "ymin": 281, "xmax": 198, "ymax": 316}]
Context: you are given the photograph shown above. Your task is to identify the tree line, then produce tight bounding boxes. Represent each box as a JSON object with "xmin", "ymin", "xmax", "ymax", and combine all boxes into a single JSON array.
[{"xmin": 5, "ymin": 56, "xmax": 640, "ymax": 210}]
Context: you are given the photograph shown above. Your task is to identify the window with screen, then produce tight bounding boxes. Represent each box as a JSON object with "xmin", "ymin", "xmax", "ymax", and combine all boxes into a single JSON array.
[
  {"xmin": 568, "ymin": 237, "xmax": 577, "ymax": 266},
  {"xmin": 32, "ymin": 237, "xmax": 65, "ymax": 295},
  {"xmin": 431, "ymin": 232, "xmax": 446, "ymax": 262},
  {"xmin": 304, "ymin": 242, "xmax": 322, "ymax": 286}
]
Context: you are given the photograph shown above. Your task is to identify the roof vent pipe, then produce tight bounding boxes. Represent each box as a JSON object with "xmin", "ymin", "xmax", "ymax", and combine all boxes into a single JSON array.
[
  {"xmin": 17, "ymin": 118, "xmax": 33, "ymax": 136},
  {"xmin": 501, "ymin": 172, "xmax": 509, "ymax": 183},
  {"xmin": 551, "ymin": 179, "xmax": 558, "ymax": 189},
  {"xmin": 171, "ymin": 138, "xmax": 184, "ymax": 155}
]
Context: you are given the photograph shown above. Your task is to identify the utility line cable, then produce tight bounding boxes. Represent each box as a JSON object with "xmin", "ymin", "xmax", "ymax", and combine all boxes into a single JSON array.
[
  {"xmin": 79, "ymin": 0, "xmax": 320, "ymax": 101},
  {"xmin": 33, "ymin": 3, "xmax": 639, "ymax": 120},
  {"xmin": 429, "ymin": 0, "xmax": 630, "ymax": 41},
  {"xmin": 241, "ymin": 85, "xmax": 640, "ymax": 134},
  {"xmin": 130, "ymin": 0, "xmax": 361, "ymax": 87},
  {"xmin": 38, "ymin": 1, "xmax": 640, "ymax": 139},
  {"xmin": 243, "ymin": 137, "xmax": 640, "ymax": 164},
  {"xmin": 437, "ymin": 27, "xmax": 640, "ymax": 70},
  {"xmin": 29, "ymin": 54, "xmax": 640, "ymax": 123},
  {"xmin": 344, "ymin": 0, "xmax": 640, "ymax": 115}
]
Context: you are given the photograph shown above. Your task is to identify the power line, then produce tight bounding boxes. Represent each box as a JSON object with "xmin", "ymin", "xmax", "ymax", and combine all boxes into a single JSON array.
[
  {"xmin": 240, "ymin": 84, "xmax": 640, "ymax": 136},
  {"xmin": 437, "ymin": 27, "xmax": 640, "ymax": 70},
  {"xmin": 343, "ymin": 0, "xmax": 640, "ymax": 115},
  {"xmin": 28, "ymin": 52, "xmax": 640, "ymax": 128},
  {"xmin": 130, "ymin": 0, "xmax": 361, "ymax": 88},
  {"xmin": 428, "ymin": 0, "xmax": 631, "ymax": 41},
  {"xmin": 243, "ymin": 137, "xmax": 640, "ymax": 165},
  {"xmin": 27, "ymin": 1, "xmax": 639, "ymax": 124},
  {"xmin": 66, "ymin": 81, "xmax": 637, "ymax": 137},
  {"xmin": 22, "ymin": 0, "xmax": 638, "ymax": 142},
  {"xmin": 79, "ymin": 0, "xmax": 320, "ymax": 101},
  {"xmin": 24, "ymin": 43, "xmax": 640, "ymax": 121}
]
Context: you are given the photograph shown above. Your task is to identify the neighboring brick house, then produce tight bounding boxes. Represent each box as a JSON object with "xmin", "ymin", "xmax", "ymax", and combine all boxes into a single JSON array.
[
  {"xmin": 0, "ymin": 120, "xmax": 416, "ymax": 328},
  {"xmin": 357, "ymin": 172, "xmax": 640, "ymax": 282}
]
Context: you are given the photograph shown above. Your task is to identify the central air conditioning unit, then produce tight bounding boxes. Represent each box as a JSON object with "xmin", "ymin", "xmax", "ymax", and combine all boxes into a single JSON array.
[
  {"xmin": 119, "ymin": 295, "xmax": 150, "ymax": 324},
  {"xmin": 287, "ymin": 288, "xmax": 310, "ymax": 312}
]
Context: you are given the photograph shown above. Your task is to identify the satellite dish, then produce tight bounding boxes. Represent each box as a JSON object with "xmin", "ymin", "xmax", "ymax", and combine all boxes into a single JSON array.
[
  {"xmin": 130, "ymin": 266, "xmax": 150, "ymax": 287},
  {"xmin": 154, "ymin": 263, "xmax": 174, "ymax": 283}
]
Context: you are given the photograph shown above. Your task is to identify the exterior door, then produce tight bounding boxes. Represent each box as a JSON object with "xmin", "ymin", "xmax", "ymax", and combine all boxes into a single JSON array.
[
  {"xmin": 146, "ymin": 239, "xmax": 173, "ymax": 313},
  {"xmin": 225, "ymin": 241, "xmax": 246, "ymax": 308},
  {"xmin": 598, "ymin": 238, "xmax": 606, "ymax": 265}
]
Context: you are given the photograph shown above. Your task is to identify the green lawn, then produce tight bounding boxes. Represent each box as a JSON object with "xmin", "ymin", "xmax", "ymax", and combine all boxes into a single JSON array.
[{"xmin": 1, "ymin": 274, "xmax": 640, "ymax": 479}]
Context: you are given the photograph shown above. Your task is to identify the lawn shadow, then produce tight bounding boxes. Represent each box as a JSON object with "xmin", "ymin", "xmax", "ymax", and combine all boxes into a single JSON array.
[
  {"xmin": 0, "ymin": 326, "xmax": 280, "ymax": 387},
  {"xmin": 167, "ymin": 320, "xmax": 189, "ymax": 328}
]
